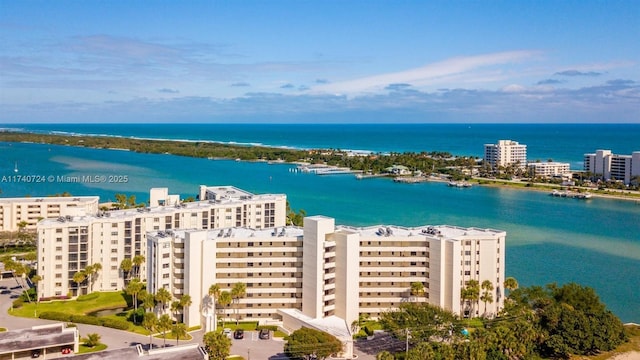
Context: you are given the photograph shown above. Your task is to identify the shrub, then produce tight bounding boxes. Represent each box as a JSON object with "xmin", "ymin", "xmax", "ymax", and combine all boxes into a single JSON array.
[
  {"xmin": 76, "ymin": 292, "xmax": 100, "ymax": 302},
  {"xmin": 70, "ymin": 314, "xmax": 101, "ymax": 326},
  {"xmin": 100, "ymin": 318, "xmax": 130, "ymax": 330},
  {"xmin": 12, "ymin": 298, "xmax": 23, "ymax": 308},
  {"xmin": 39, "ymin": 312, "xmax": 71, "ymax": 322},
  {"xmin": 257, "ymin": 325, "xmax": 278, "ymax": 331},
  {"xmin": 364, "ymin": 326, "xmax": 374, "ymax": 336}
]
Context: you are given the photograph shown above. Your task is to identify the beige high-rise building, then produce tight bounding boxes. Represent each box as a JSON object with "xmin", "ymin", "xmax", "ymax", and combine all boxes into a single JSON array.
[
  {"xmin": 36, "ymin": 186, "xmax": 286, "ymax": 299},
  {"xmin": 0, "ymin": 196, "xmax": 99, "ymax": 231},
  {"xmin": 146, "ymin": 216, "xmax": 506, "ymax": 335},
  {"xmin": 484, "ymin": 140, "xmax": 527, "ymax": 169}
]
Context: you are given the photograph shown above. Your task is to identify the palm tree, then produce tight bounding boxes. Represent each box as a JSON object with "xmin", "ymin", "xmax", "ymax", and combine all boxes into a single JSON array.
[
  {"xmin": 480, "ymin": 280, "xmax": 494, "ymax": 316},
  {"xmin": 179, "ymin": 294, "xmax": 192, "ymax": 323},
  {"xmin": 218, "ymin": 291, "xmax": 232, "ymax": 328},
  {"xmin": 410, "ymin": 282, "xmax": 425, "ymax": 301},
  {"xmin": 140, "ymin": 290, "xmax": 156, "ymax": 313},
  {"xmin": 156, "ymin": 287, "xmax": 172, "ymax": 314},
  {"xmin": 132, "ymin": 255, "xmax": 145, "ymax": 279},
  {"xmin": 461, "ymin": 280, "xmax": 479, "ymax": 317},
  {"xmin": 125, "ymin": 278, "xmax": 144, "ymax": 324},
  {"xmin": 157, "ymin": 314, "xmax": 173, "ymax": 347},
  {"xmin": 83, "ymin": 333, "xmax": 101, "ymax": 348},
  {"xmin": 72, "ymin": 270, "xmax": 87, "ymax": 296},
  {"xmin": 171, "ymin": 322, "xmax": 187, "ymax": 346},
  {"xmin": 87, "ymin": 263, "xmax": 102, "ymax": 292},
  {"xmin": 231, "ymin": 282, "xmax": 246, "ymax": 324},
  {"xmin": 142, "ymin": 312, "xmax": 157, "ymax": 350},
  {"xmin": 503, "ymin": 277, "xmax": 519, "ymax": 295},
  {"xmin": 171, "ymin": 300, "xmax": 181, "ymax": 320},
  {"xmin": 120, "ymin": 258, "xmax": 133, "ymax": 282}
]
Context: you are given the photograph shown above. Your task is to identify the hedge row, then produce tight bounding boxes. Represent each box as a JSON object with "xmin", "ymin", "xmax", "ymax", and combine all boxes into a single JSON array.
[
  {"xmin": 38, "ymin": 312, "xmax": 130, "ymax": 330},
  {"xmin": 257, "ymin": 325, "xmax": 278, "ymax": 331}
]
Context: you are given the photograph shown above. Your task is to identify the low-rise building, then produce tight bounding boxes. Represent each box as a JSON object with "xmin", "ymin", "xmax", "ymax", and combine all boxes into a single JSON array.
[
  {"xmin": 0, "ymin": 196, "xmax": 99, "ymax": 231},
  {"xmin": 527, "ymin": 161, "xmax": 571, "ymax": 177},
  {"xmin": 584, "ymin": 150, "xmax": 640, "ymax": 185},
  {"xmin": 0, "ymin": 323, "xmax": 79, "ymax": 359}
]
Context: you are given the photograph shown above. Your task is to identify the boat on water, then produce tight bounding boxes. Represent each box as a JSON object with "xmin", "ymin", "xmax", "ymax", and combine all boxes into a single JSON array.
[
  {"xmin": 447, "ymin": 181, "xmax": 472, "ymax": 188},
  {"xmin": 550, "ymin": 190, "xmax": 592, "ymax": 199},
  {"xmin": 14, "ymin": 161, "xmax": 18, "ymax": 173}
]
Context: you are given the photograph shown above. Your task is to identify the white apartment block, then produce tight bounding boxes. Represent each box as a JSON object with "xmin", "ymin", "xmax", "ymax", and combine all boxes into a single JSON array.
[
  {"xmin": 0, "ymin": 196, "xmax": 99, "ymax": 232},
  {"xmin": 484, "ymin": 140, "xmax": 527, "ymax": 169},
  {"xmin": 147, "ymin": 216, "xmax": 506, "ymax": 334},
  {"xmin": 584, "ymin": 150, "xmax": 640, "ymax": 185},
  {"xmin": 527, "ymin": 162, "xmax": 571, "ymax": 177},
  {"xmin": 36, "ymin": 186, "xmax": 286, "ymax": 299}
]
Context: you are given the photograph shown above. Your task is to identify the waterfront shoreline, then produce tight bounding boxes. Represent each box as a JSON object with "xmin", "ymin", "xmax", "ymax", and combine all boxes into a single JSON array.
[{"xmin": 2, "ymin": 131, "xmax": 639, "ymax": 203}]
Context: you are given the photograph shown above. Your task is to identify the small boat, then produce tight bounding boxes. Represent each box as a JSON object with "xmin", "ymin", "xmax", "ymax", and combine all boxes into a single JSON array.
[{"xmin": 14, "ymin": 161, "xmax": 18, "ymax": 173}]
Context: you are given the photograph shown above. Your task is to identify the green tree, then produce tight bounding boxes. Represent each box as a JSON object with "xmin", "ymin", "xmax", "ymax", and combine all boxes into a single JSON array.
[
  {"xmin": 376, "ymin": 351, "xmax": 394, "ymax": 360},
  {"xmin": 171, "ymin": 322, "xmax": 187, "ymax": 346},
  {"xmin": 83, "ymin": 333, "xmax": 101, "ymax": 348},
  {"xmin": 155, "ymin": 287, "xmax": 172, "ymax": 314},
  {"xmin": 125, "ymin": 278, "xmax": 144, "ymax": 324},
  {"xmin": 72, "ymin": 270, "xmax": 86, "ymax": 296},
  {"xmin": 157, "ymin": 314, "xmax": 173, "ymax": 348},
  {"xmin": 142, "ymin": 312, "xmax": 157, "ymax": 350},
  {"xmin": 503, "ymin": 277, "xmax": 519, "ymax": 295},
  {"xmin": 203, "ymin": 331, "xmax": 231, "ymax": 360},
  {"xmin": 218, "ymin": 290, "xmax": 232, "ymax": 328},
  {"xmin": 208, "ymin": 283, "xmax": 220, "ymax": 318},
  {"xmin": 379, "ymin": 302, "xmax": 461, "ymax": 348},
  {"xmin": 86, "ymin": 262, "xmax": 102, "ymax": 292},
  {"xmin": 285, "ymin": 327, "xmax": 342, "ymax": 360},
  {"xmin": 140, "ymin": 290, "xmax": 156, "ymax": 313},
  {"xmin": 410, "ymin": 281, "xmax": 425, "ymax": 301},
  {"xmin": 179, "ymin": 294, "xmax": 192, "ymax": 322},
  {"xmin": 231, "ymin": 282, "xmax": 246, "ymax": 324},
  {"xmin": 461, "ymin": 279, "xmax": 480, "ymax": 317},
  {"xmin": 120, "ymin": 258, "xmax": 133, "ymax": 281},
  {"xmin": 132, "ymin": 255, "xmax": 145, "ymax": 279},
  {"xmin": 480, "ymin": 280, "xmax": 494, "ymax": 316}
]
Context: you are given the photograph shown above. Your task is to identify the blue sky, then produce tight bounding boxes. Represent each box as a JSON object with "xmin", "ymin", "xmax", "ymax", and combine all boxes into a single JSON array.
[{"xmin": 1, "ymin": 0, "xmax": 639, "ymax": 123}]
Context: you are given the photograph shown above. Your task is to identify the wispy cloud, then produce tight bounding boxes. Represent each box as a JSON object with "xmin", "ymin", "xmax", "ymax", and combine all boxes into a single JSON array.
[
  {"xmin": 312, "ymin": 50, "xmax": 541, "ymax": 95},
  {"xmin": 157, "ymin": 88, "xmax": 179, "ymax": 94},
  {"xmin": 230, "ymin": 82, "xmax": 251, "ymax": 87},
  {"xmin": 555, "ymin": 70, "xmax": 603, "ymax": 77},
  {"xmin": 537, "ymin": 79, "xmax": 563, "ymax": 85},
  {"xmin": 280, "ymin": 83, "xmax": 295, "ymax": 89}
]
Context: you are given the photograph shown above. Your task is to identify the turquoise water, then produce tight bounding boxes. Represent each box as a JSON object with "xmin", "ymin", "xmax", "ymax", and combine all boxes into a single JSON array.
[{"xmin": 1, "ymin": 139, "xmax": 639, "ymax": 322}]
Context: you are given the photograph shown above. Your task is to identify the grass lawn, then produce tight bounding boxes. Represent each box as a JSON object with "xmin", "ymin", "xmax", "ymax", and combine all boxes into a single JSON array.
[
  {"xmin": 78, "ymin": 344, "xmax": 107, "ymax": 354},
  {"xmin": 10, "ymin": 291, "xmax": 128, "ymax": 318}
]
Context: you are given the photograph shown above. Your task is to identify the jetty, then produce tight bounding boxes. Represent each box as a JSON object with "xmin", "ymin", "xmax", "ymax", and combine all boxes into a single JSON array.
[
  {"xmin": 297, "ymin": 164, "xmax": 362, "ymax": 176},
  {"xmin": 550, "ymin": 190, "xmax": 592, "ymax": 199},
  {"xmin": 394, "ymin": 176, "xmax": 429, "ymax": 184}
]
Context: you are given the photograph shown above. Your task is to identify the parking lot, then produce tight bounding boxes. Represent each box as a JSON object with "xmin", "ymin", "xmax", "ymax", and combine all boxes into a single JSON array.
[{"xmin": 229, "ymin": 331, "xmax": 288, "ymax": 360}]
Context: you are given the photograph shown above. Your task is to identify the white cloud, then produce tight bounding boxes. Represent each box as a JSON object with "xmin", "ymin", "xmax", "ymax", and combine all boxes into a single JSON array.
[{"xmin": 311, "ymin": 50, "xmax": 541, "ymax": 95}]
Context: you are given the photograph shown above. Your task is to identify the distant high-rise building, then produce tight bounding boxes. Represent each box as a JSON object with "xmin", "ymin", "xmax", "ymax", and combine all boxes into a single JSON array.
[
  {"xmin": 584, "ymin": 150, "xmax": 640, "ymax": 185},
  {"xmin": 484, "ymin": 140, "xmax": 527, "ymax": 169}
]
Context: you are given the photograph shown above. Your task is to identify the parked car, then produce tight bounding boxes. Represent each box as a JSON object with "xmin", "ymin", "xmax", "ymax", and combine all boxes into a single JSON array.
[
  {"xmin": 31, "ymin": 349, "xmax": 41, "ymax": 358},
  {"xmin": 0, "ymin": 290, "xmax": 10, "ymax": 294},
  {"xmin": 222, "ymin": 328, "xmax": 232, "ymax": 338},
  {"xmin": 258, "ymin": 329, "xmax": 270, "ymax": 340},
  {"xmin": 233, "ymin": 329, "xmax": 244, "ymax": 339}
]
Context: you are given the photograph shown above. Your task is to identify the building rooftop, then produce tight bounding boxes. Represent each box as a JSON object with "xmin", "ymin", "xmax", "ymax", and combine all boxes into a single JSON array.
[
  {"xmin": 278, "ymin": 308, "xmax": 352, "ymax": 340},
  {"xmin": 148, "ymin": 221, "xmax": 504, "ymax": 242},
  {"xmin": 0, "ymin": 323, "xmax": 76, "ymax": 354},
  {"xmin": 68, "ymin": 344, "xmax": 207, "ymax": 360},
  {"xmin": 0, "ymin": 196, "xmax": 99, "ymax": 204}
]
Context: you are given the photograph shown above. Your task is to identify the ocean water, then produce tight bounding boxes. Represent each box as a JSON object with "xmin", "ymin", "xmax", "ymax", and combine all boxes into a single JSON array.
[{"xmin": 1, "ymin": 124, "xmax": 639, "ymax": 322}]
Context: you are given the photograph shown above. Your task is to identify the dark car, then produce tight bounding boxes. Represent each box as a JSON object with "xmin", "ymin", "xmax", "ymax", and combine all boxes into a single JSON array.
[
  {"xmin": 0, "ymin": 285, "xmax": 7, "ymax": 289},
  {"xmin": 233, "ymin": 329, "xmax": 244, "ymax": 339},
  {"xmin": 0, "ymin": 290, "xmax": 10, "ymax": 294},
  {"xmin": 31, "ymin": 349, "xmax": 41, "ymax": 358},
  {"xmin": 258, "ymin": 329, "xmax": 270, "ymax": 340}
]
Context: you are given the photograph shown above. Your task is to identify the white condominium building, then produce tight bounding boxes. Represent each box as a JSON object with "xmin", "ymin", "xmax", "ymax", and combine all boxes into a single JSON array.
[
  {"xmin": 584, "ymin": 150, "xmax": 640, "ymax": 185},
  {"xmin": 147, "ymin": 216, "xmax": 506, "ymax": 332},
  {"xmin": 36, "ymin": 186, "xmax": 286, "ymax": 299},
  {"xmin": 527, "ymin": 162, "xmax": 571, "ymax": 177},
  {"xmin": 484, "ymin": 140, "xmax": 527, "ymax": 169},
  {"xmin": 0, "ymin": 196, "xmax": 99, "ymax": 231}
]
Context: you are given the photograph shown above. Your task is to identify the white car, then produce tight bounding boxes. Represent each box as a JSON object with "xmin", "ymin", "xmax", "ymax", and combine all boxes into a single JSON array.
[{"xmin": 222, "ymin": 328, "xmax": 232, "ymax": 338}]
